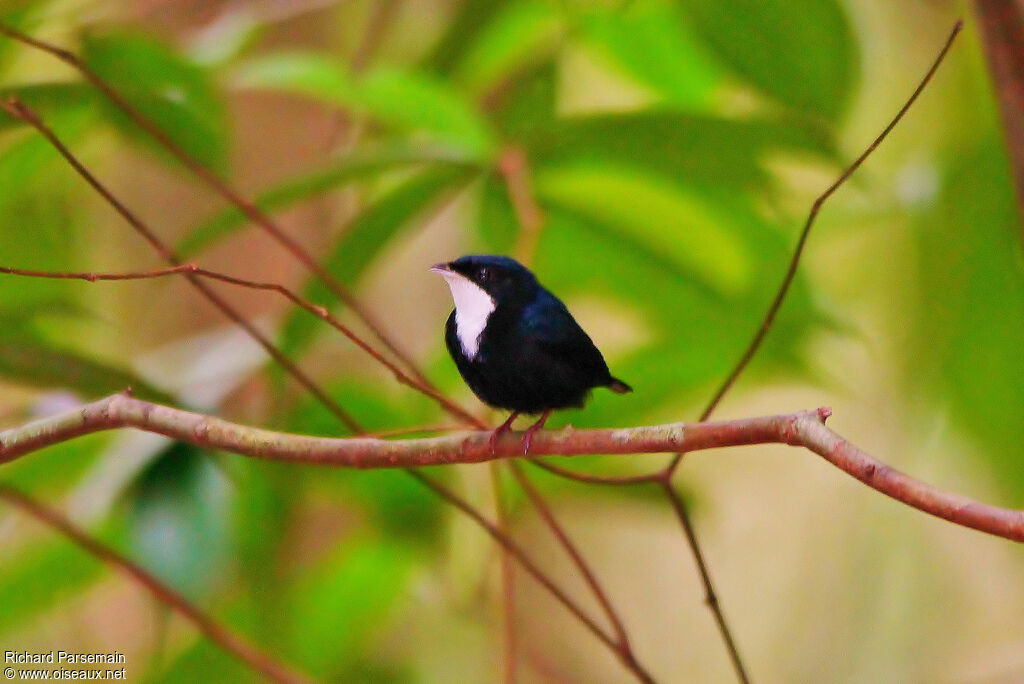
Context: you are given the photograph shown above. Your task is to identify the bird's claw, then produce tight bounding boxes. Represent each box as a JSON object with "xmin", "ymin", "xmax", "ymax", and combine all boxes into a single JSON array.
[
  {"xmin": 521, "ymin": 427, "xmax": 538, "ymax": 455},
  {"xmin": 489, "ymin": 412, "xmax": 519, "ymax": 456},
  {"xmin": 521, "ymin": 410, "xmax": 550, "ymax": 456}
]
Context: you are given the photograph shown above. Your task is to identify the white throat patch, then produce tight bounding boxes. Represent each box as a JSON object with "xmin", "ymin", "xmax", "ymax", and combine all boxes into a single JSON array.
[{"xmin": 439, "ymin": 271, "xmax": 495, "ymax": 359}]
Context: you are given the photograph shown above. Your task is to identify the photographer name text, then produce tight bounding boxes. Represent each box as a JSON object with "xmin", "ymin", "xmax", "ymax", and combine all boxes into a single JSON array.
[{"xmin": 5, "ymin": 653, "xmax": 124, "ymax": 666}]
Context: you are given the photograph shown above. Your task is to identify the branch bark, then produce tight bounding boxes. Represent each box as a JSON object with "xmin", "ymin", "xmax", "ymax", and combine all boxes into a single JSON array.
[{"xmin": 1, "ymin": 396, "xmax": 1020, "ymax": 543}]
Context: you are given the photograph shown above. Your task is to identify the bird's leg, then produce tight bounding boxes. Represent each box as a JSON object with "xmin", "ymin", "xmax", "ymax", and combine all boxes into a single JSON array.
[
  {"xmin": 489, "ymin": 411, "xmax": 519, "ymax": 455},
  {"xmin": 521, "ymin": 410, "xmax": 551, "ymax": 455}
]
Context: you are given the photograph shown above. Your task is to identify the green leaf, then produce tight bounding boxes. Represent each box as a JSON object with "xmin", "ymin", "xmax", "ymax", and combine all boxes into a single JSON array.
[
  {"xmin": 0, "ymin": 106, "xmax": 92, "ymax": 218},
  {"xmin": 0, "ymin": 336, "xmax": 175, "ymax": 404},
  {"xmin": 0, "ymin": 539, "xmax": 104, "ymax": 637},
  {"xmin": 125, "ymin": 443, "xmax": 235, "ymax": 597},
  {"xmin": 492, "ymin": 59, "xmax": 558, "ymax": 139},
  {"xmin": 527, "ymin": 111, "xmax": 836, "ymax": 189},
  {"xmin": 422, "ymin": 0, "xmax": 513, "ymax": 74},
  {"xmin": 677, "ymin": 0, "xmax": 859, "ymax": 120},
  {"xmin": 910, "ymin": 138, "xmax": 1024, "ymax": 499},
  {"xmin": 1, "ymin": 433, "xmax": 111, "ymax": 492},
  {"xmin": 535, "ymin": 162, "xmax": 756, "ymax": 296},
  {"xmin": 0, "ymin": 123, "xmax": 87, "ymax": 312},
  {"xmin": 0, "ymin": 2, "xmax": 42, "ymax": 69},
  {"xmin": 82, "ymin": 31, "xmax": 229, "ymax": 173},
  {"xmin": 177, "ymin": 145, "xmax": 475, "ymax": 257},
  {"xmin": 155, "ymin": 643, "xmax": 252, "ymax": 684},
  {"xmin": 478, "ymin": 172, "xmax": 519, "ymax": 252},
  {"xmin": 237, "ymin": 55, "xmax": 495, "ymax": 159},
  {"xmin": 287, "ymin": 538, "xmax": 417, "ymax": 675},
  {"xmin": 279, "ymin": 165, "xmax": 476, "ymax": 358},
  {"xmin": 452, "ymin": 0, "xmax": 562, "ymax": 96},
  {"xmin": 0, "ymin": 83, "xmax": 98, "ymax": 134},
  {"xmin": 579, "ymin": 0, "xmax": 722, "ymax": 108}
]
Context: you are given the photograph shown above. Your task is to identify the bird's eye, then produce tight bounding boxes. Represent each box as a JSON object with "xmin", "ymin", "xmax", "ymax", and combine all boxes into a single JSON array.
[{"xmin": 478, "ymin": 267, "xmax": 491, "ymax": 283}]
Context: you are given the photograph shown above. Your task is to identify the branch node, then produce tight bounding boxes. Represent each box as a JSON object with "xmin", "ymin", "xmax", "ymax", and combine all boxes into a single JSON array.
[{"xmin": 817, "ymin": 406, "xmax": 832, "ymax": 423}]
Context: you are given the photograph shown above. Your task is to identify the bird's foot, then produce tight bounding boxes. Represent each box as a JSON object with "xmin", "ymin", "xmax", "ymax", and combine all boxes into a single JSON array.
[
  {"xmin": 521, "ymin": 410, "xmax": 551, "ymax": 455},
  {"xmin": 489, "ymin": 412, "xmax": 519, "ymax": 456}
]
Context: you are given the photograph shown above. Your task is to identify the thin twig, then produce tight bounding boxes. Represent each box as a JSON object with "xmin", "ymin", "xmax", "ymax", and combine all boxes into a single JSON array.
[
  {"xmin": 0, "ymin": 21, "xmax": 435, "ymax": 391},
  {"xmin": 0, "ymin": 485, "xmax": 314, "ymax": 684},
  {"xmin": 654, "ymin": 27, "xmax": 965, "ymax": 677},
  {"xmin": 659, "ymin": 480, "xmax": 746, "ymax": 683},
  {"xmin": 507, "ymin": 463, "xmax": 635, "ymax": 655},
  {"xmin": 489, "ymin": 464, "xmax": 519, "ymax": 684},
  {"xmin": 529, "ymin": 459, "xmax": 662, "ymax": 486},
  {"xmin": 0, "ymin": 262, "xmax": 479, "ymax": 424},
  {"xmin": 497, "ymin": 146, "xmax": 564, "ymax": 683},
  {"xmin": 685, "ymin": 19, "xmax": 965, "ymax": 437},
  {"xmin": 402, "ymin": 471, "xmax": 653, "ymax": 682},
  {"xmin": 0, "ymin": 98, "xmax": 364, "ymax": 433}
]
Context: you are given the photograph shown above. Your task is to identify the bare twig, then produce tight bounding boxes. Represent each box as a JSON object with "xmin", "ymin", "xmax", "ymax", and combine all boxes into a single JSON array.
[
  {"xmin": 489, "ymin": 464, "xmax": 519, "ymax": 684},
  {"xmin": 653, "ymin": 27, "xmax": 964, "ymax": 678},
  {"xmin": 508, "ymin": 462, "xmax": 635, "ymax": 655},
  {"xmin": 0, "ymin": 263, "xmax": 479, "ymax": 424},
  {"xmin": 0, "ymin": 21, "xmax": 436, "ymax": 391},
  {"xmin": 401, "ymin": 470, "xmax": 654, "ymax": 682},
  {"xmin": 660, "ymin": 481, "xmax": 745, "ymax": 682},
  {"xmin": 0, "ymin": 485, "xmax": 314, "ymax": 684},
  {"xmin": 685, "ymin": 19, "xmax": 965, "ymax": 435},
  {"xmin": 0, "ymin": 98, "xmax": 364, "ymax": 434}
]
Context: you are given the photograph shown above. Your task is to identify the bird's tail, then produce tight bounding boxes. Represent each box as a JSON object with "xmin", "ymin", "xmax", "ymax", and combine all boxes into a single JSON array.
[{"xmin": 608, "ymin": 377, "xmax": 632, "ymax": 394}]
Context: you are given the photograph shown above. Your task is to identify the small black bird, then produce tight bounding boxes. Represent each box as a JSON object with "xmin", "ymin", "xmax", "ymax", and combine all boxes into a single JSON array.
[{"xmin": 431, "ymin": 255, "xmax": 631, "ymax": 453}]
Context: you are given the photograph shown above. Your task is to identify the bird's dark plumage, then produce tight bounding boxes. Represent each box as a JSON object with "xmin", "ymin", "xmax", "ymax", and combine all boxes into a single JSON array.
[{"xmin": 433, "ymin": 255, "xmax": 631, "ymax": 416}]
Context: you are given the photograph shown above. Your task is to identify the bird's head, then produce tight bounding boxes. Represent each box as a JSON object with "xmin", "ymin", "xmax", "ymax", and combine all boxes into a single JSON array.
[{"xmin": 430, "ymin": 255, "xmax": 537, "ymax": 308}]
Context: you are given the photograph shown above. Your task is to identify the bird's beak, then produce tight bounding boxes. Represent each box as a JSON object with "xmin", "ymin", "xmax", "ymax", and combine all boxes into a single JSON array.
[{"xmin": 429, "ymin": 262, "xmax": 452, "ymax": 275}]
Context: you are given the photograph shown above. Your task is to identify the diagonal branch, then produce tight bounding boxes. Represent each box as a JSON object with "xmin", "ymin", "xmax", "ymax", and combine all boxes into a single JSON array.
[
  {"xmin": 398, "ymin": 469, "xmax": 654, "ymax": 683},
  {"xmin": 0, "ymin": 485, "xmax": 314, "ymax": 684},
  {"xmin": 0, "ymin": 21, "xmax": 436, "ymax": 391},
  {"xmin": 688, "ymin": 19, "xmax": 965, "ymax": 431},
  {"xmin": 660, "ymin": 481, "xmax": 744, "ymax": 682},
  {"xmin": 508, "ymin": 462, "xmax": 636, "ymax": 657},
  {"xmin": 1, "ymin": 396, "xmax": 1021, "ymax": 543},
  {"xmin": 0, "ymin": 97, "xmax": 364, "ymax": 434},
  {"xmin": 0, "ymin": 263, "xmax": 479, "ymax": 425}
]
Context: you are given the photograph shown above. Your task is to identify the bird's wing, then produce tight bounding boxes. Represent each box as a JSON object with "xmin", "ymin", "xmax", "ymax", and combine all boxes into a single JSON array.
[{"xmin": 518, "ymin": 292, "xmax": 611, "ymax": 382}]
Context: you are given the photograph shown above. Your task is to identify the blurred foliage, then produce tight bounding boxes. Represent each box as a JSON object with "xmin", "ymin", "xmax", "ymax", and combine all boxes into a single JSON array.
[{"xmin": 0, "ymin": 0, "xmax": 1019, "ymax": 681}]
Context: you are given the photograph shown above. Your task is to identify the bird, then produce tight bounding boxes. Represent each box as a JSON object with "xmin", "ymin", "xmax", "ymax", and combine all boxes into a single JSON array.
[{"xmin": 431, "ymin": 255, "xmax": 632, "ymax": 454}]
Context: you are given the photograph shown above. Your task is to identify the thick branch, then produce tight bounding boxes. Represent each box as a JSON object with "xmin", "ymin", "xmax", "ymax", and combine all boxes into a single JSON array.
[{"xmin": 1, "ymin": 396, "xmax": 1020, "ymax": 542}]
